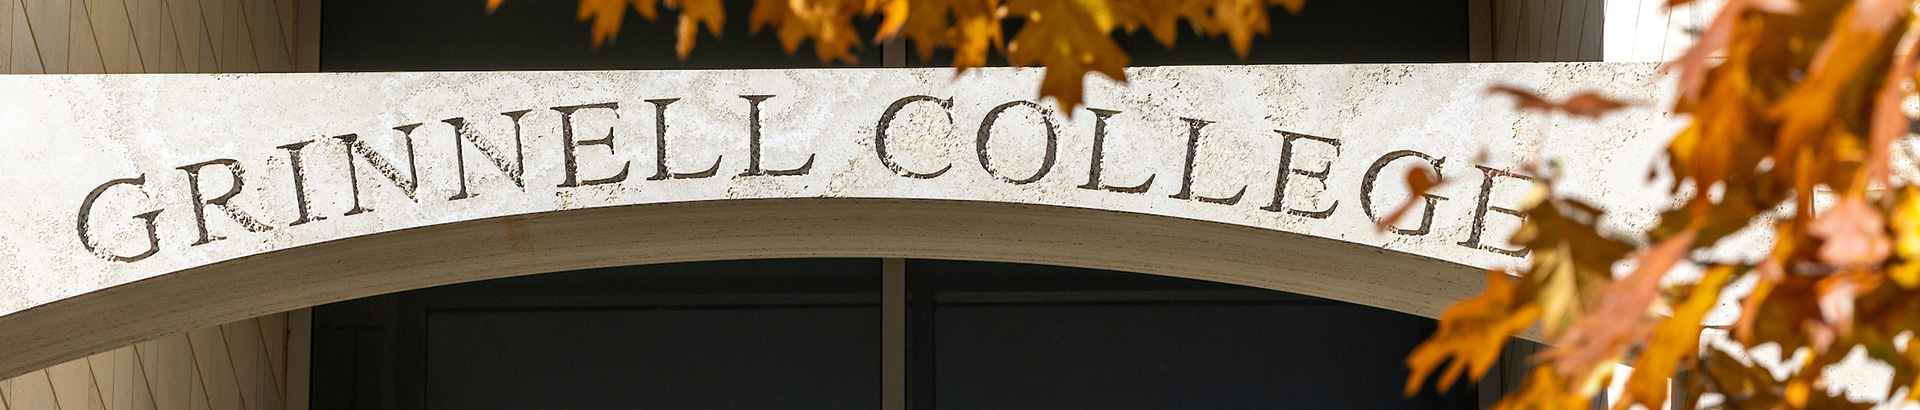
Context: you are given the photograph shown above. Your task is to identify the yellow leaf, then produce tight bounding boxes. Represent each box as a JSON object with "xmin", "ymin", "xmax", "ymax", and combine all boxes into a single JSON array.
[
  {"xmin": 750, "ymin": 0, "xmax": 865, "ymax": 63},
  {"xmin": 1892, "ymin": 187, "xmax": 1920, "ymax": 288},
  {"xmin": 1006, "ymin": 0, "xmax": 1128, "ymax": 110},
  {"xmin": 890, "ymin": 0, "xmax": 1003, "ymax": 69}
]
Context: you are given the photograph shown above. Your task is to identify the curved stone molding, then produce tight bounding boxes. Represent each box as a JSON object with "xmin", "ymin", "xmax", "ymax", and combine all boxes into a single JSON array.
[{"xmin": 0, "ymin": 63, "xmax": 1679, "ymax": 378}]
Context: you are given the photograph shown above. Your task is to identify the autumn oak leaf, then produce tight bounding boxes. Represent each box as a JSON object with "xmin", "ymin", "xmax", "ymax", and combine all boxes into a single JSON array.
[{"xmin": 1404, "ymin": 270, "xmax": 1542, "ymax": 396}]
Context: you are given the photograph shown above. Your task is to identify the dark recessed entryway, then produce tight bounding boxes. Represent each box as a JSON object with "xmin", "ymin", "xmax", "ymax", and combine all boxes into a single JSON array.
[{"xmin": 310, "ymin": 258, "xmax": 1481, "ymax": 410}]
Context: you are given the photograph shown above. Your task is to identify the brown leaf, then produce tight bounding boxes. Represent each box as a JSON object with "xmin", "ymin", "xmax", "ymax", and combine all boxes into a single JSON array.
[
  {"xmin": 1698, "ymin": 344, "xmax": 1786, "ymax": 409},
  {"xmin": 1487, "ymin": 86, "xmax": 1634, "ymax": 119},
  {"xmin": 1487, "ymin": 85, "xmax": 1557, "ymax": 112},
  {"xmin": 1376, "ymin": 165, "xmax": 1442, "ymax": 233},
  {"xmin": 1404, "ymin": 270, "xmax": 1542, "ymax": 396},
  {"xmin": 1557, "ymin": 92, "xmax": 1633, "ymax": 119}
]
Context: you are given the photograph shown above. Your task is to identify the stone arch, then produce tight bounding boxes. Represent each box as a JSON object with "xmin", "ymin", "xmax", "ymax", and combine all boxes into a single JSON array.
[{"xmin": 0, "ymin": 198, "xmax": 1482, "ymax": 379}]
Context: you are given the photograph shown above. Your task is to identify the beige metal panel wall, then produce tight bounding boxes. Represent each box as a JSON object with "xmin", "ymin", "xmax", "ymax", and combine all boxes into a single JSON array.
[
  {"xmin": 0, "ymin": 313, "xmax": 295, "ymax": 410},
  {"xmin": 1478, "ymin": 0, "xmax": 1608, "ymax": 61},
  {"xmin": 0, "ymin": 0, "xmax": 313, "ymax": 73}
]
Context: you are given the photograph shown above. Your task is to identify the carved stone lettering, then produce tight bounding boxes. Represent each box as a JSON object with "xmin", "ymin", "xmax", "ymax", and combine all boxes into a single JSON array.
[
  {"xmin": 277, "ymin": 140, "xmax": 323, "ymax": 226},
  {"xmin": 874, "ymin": 95, "xmax": 954, "ymax": 179},
  {"xmin": 553, "ymin": 102, "xmax": 631, "ymax": 188},
  {"xmin": 739, "ymin": 95, "xmax": 814, "ymax": 177},
  {"xmin": 445, "ymin": 110, "xmax": 530, "ymax": 201},
  {"xmin": 646, "ymin": 98, "xmax": 724, "ymax": 180},
  {"xmin": 975, "ymin": 100, "xmax": 1058, "ymax": 185},
  {"xmin": 337, "ymin": 125, "xmax": 422, "ymax": 216},
  {"xmin": 1458, "ymin": 165, "xmax": 1531, "ymax": 256},
  {"xmin": 1361, "ymin": 150, "xmax": 1447, "ymax": 236},
  {"xmin": 177, "ymin": 159, "xmax": 272, "ymax": 245},
  {"xmin": 1078, "ymin": 108, "xmax": 1154, "ymax": 193},
  {"xmin": 76, "ymin": 175, "xmax": 163, "ymax": 263},
  {"xmin": 1261, "ymin": 131, "xmax": 1340, "ymax": 218},
  {"xmin": 1170, "ymin": 118, "xmax": 1247, "ymax": 205}
]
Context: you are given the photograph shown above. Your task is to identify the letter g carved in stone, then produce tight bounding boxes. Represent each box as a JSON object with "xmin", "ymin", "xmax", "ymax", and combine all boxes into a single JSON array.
[{"xmin": 78, "ymin": 175, "xmax": 163, "ymax": 263}]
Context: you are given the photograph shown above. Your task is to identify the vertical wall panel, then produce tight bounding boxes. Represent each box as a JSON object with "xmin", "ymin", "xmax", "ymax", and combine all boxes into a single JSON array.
[
  {"xmin": 1552, "ymin": 0, "xmax": 1584, "ymax": 61},
  {"xmin": 85, "ymin": 0, "xmax": 133, "ymax": 71},
  {"xmin": 1486, "ymin": 0, "xmax": 1605, "ymax": 61},
  {"xmin": 156, "ymin": 1, "xmax": 175, "ymax": 72},
  {"xmin": 271, "ymin": 0, "xmax": 288, "ymax": 67},
  {"xmin": 85, "ymin": 353, "xmax": 115, "ymax": 410},
  {"xmin": 12, "ymin": 373, "xmax": 58, "ymax": 410},
  {"xmin": 66, "ymin": 0, "xmax": 103, "ymax": 73},
  {"xmin": 0, "ymin": 0, "xmax": 13, "ymax": 73},
  {"xmin": 150, "ymin": 335, "xmax": 191, "ymax": 410},
  {"xmin": 1578, "ymin": 0, "xmax": 1603, "ymax": 58},
  {"xmin": 244, "ymin": 0, "xmax": 281, "ymax": 70},
  {"xmin": 24, "ymin": 0, "xmax": 66, "ymax": 72},
  {"xmin": 134, "ymin": 0, "xmax": 159, "ymax": 71},
  {"xmin": 184, "ymin": 329, "xmax": 244, "ymax": 410},
  {"xmin": 166, "ymin": 0, "xmax": 199, "ymax": 72},
  {"xmin": 3, "ymin": 315, "xmax": 295, "ymax": 410},
  {"xmin": 0, "ymin": 0, "xmax": 311, "ymax": 73}
]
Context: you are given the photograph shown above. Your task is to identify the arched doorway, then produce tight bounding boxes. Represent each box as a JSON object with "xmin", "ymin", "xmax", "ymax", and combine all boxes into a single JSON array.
[{"xmin": 310, "ymin": 258, "xmax": 1482, "ymax": 410}]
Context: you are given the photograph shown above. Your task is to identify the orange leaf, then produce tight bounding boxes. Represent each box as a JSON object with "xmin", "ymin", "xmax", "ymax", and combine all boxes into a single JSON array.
[
  {"xmin": 668, "ymin": 0, "xmax": 727, "ymax": 58},
  {"xmin": 1619, "ymin": 264, "xmax": 1735, "ymax": 410},
  {"xmin": 576, "ymin": 0, "xmax": 660, "ymax": 48},
  {"xmin": 750, "ymin": 0, "xmax": 865, "ymax": 63},
  {"xmin": 892, "ymin": 0, "xmax": 1003, "ymax": 69},
  {"xmin": 1544, "ymin": 230, "xmax": 1697, "ymax": 378},
  {"xmin": 1404, "ymin": 270, "xmax": 1542, "ymax": 396}
]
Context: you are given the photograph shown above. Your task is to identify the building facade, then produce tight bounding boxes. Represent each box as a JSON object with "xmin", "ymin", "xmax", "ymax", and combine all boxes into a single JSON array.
[{"xmin": 0, "ymin": 0, "xmax": 1698, "ymax": 409}]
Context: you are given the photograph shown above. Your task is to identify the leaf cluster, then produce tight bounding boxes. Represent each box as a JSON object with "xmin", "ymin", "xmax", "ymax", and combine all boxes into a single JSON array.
[
  {"xmin": 490, "ymin": 0, "xmax": 1303, "ymax": 109},
  {"xmin": 1406, "ymin": 0, "xmax": 1920, "ymax": 408}
]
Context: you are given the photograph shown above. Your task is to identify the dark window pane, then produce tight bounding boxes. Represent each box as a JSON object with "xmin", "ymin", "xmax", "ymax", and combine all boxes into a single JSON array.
[
  {"xmin": 912, "ymin": 259, "xmax": 1474, "ymax": 410},
  {"xmin": 934, "ymin": 304, "xmax": 1437, "ymax": 410},
  {"xmin": 310, "ymin": 258, "xmax": 883, "ymax": 410},
  {"xmin": 427, "ymin": 307, "xmax": 880, "ymax": 410}
]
